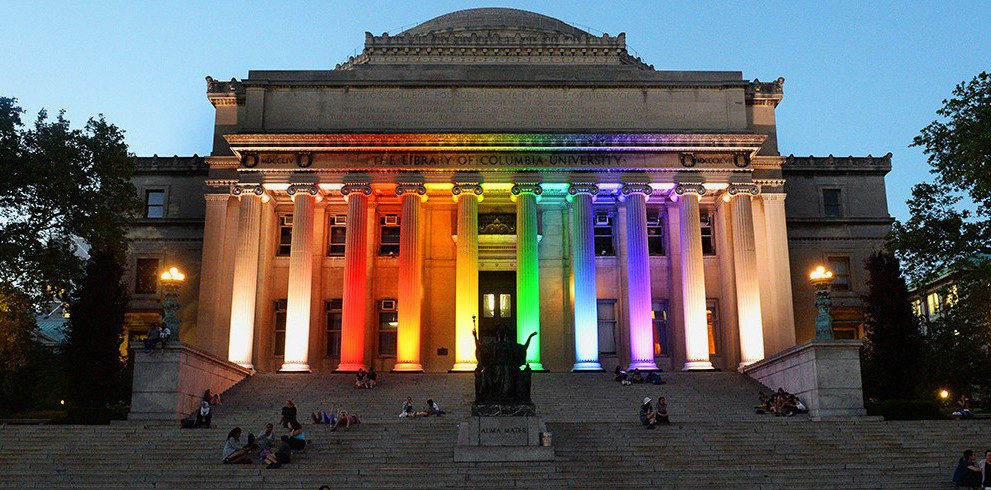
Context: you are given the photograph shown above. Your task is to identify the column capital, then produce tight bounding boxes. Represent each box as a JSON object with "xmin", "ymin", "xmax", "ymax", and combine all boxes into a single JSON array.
[
  {"xmin": 621, "ymin": 183, "xmax": 653, "ymax": 198},
  {"xmin": 727, "ymin": 183, "xmax": 760, "ymax": 197},
  {"xmin": 231, "ymin": 184, "xmax": 270, "ymax": 202},
  {"xmin": 761, "ymin": 192, "xmax": 787, "ymax": 202},
  {"xmin": 287, "ymin": 184, "xmax": 322, "ymax": 202},
  {"xmin": 205, "ymin": 193, "xmax": 231, "ymax": 202},
  {"xmin": 673, "ymin": 183, "xmax": 706, "ymax": 197},
  {"xmin": 395, "ymin": 183, "xmax": 427, "ymax": 199},
  {"xmin": 567, "ymin": 183, "xmax": 599, "ymax": 197},
  {"xmin": 511, "ymin": 183, "xmax": 542, "ymax": 203},
  {"xmin": 452, "ymin": 183, "xmax": 484, "ymax": 202},
  {"xmin": 341, "ymin": 183, "xmax": 373, "ymax": 198}
]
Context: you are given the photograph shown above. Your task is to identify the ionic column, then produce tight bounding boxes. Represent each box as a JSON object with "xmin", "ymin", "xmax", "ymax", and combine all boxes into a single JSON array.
[
  {"xmin": 227, "ymin": 184, "xmax": 268, "ymax": 369},
  {"xmin": 676, "ymin": 183, "xmax": 714, "ymax": 371},
  {"xmin": 336, "ymin": 183, "xmax": 372, "ymax": 372},
  {"xmin": 622, "ymin": 183, "xmax": 659, "ymax": 371},
  {"xmin": 512, "ymin": 182, "xmax": 543, "ymax": 370},
  {"xmin": 762, "ymin": 193, "xmax": 797, "ymax": 347},
  {"xmin": 451, "ymin": 183, "xmax": 483, "ymax": 372},
  {"xmin": 727, "ymin": 184, "xmax": 765, "ymax": 368},
  {"xmin": 197, "ymin": 194, "xmax": 229, "ymax": 348},
  {"xmin": 393, "ymin": 183, "xmax": 427, "ymax": 372},
  {"xmin": 568, "ymin": 183, "xmax": 602, "ymax": 371},
  {"xmin": 280, "ymin": 184, "xmax": 321, "ymax": 373}
]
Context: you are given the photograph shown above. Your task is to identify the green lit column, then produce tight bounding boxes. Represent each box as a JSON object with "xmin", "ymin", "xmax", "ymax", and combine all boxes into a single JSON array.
[{"xmin": 512, "ymin": 182, "xmax": 543, "ymax": 370}]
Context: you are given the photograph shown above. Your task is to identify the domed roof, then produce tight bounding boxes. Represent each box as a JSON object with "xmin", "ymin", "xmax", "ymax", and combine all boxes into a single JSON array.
[{"xmin": 401, "ymin": 8, "xmax": 590, "ymax": 37}]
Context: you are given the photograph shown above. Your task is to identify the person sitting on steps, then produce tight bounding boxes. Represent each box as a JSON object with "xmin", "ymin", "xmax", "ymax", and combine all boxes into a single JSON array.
[
  {"xmin": 655, "ymin": 396, "xmax": 670, "ymax": 425},
  {"xmin": 629, "ymin": 369, "xmax": 645, "ymax": 384},
  {"xmin": 367, "ymin": 367, "xmax": 378, "ymax": 388},
  {"xmin": 614, "ymin": 365, "xmax": 628, "ymax": 383},
  {"xmin": 261, "ymin": 435, "xmax": 293, "ymax": 469},
  {"xmin": 639, "ymin": 397, "xmax": 657, "ymax": 430},
  {"xmin": 256, "ymin": 423, "xmax": 276, "ymax": 453},
  {"xmin": 203, "ymin": 389, "xmax": 221, "ymax": 406},
  {"xmin": 332, "ymin": 410, "xmax": 360, "ymax": 431},
  {"xmin": 755, "ymin": 391, "xmax": 769, "ymax": 414},
  {"xmin": 143, "ymin": 324, "xmax": 164, "ymax": 353},
  {"xmin": 280, "ymin": 400, "xmax": 298, "ymax": 428},
  {"xmin": 221, "ymin": 427, "xmax": 253, "ymax": 464},
  {"xmin": 400, "ymin": 396, "xmax": 415, "ymax": 418},
  {"xmin": 426, "ymin": 399, "xmax": 445, "ymax": 416},
  {"xmin": 287, "ymin": 420, "xmax": 306, "ymax": 451},
  {"xmin": 355, "ymin": 369, "xmax": 369, "ymax": 388},
  {"xmin": 195, "ymin": 400, "xmax": 212, "ymax": 428},
  {"xmin": 311, "ymin": 405, "xmax": 335, "ymax": 425},
  {"xmin": 953, "ymin": 449, "xmax": 982, "ymax": 489}
]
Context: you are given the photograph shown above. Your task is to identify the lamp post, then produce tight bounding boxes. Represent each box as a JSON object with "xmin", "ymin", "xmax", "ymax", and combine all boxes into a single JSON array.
[
  {"xmin": 809, "ymin": 265, "xmax": 834, "ymax": 340},
  {"xmin": 160, "ymin": 267, "xmax": 185, "ymax": 341}
]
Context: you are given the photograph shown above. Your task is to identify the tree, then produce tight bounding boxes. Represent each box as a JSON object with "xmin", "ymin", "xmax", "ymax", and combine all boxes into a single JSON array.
[
  {"xmin": 62, "ymin": 248, "xmax": 128, "ymax": 407},
  {"xmin": 0, "ymin": 283, "xmax": 37, "ymax": 414},
  {"xmin": 860, "ymin": 251, "xmax": 923, "ymax": 400}
]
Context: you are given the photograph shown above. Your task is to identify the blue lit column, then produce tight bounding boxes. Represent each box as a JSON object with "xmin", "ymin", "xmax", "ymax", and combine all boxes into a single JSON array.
[{"xmin": 568, "ymin": 183, "xmax": 602, "ymax": 371}]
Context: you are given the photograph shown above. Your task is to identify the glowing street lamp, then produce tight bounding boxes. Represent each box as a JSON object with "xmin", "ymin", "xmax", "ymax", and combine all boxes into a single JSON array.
[
  {"xmin": 160, "ymin": 267, "xmax": 185, "ymax": 341},
  {"xmin": 809, "ymin": 266, "xmax": 834, "ymax": 340}
]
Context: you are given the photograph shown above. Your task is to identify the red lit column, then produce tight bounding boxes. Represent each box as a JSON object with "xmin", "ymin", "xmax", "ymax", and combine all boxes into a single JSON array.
[
  {"xmin": 393, "ymin": 183, "xmax": 427, "ymax": 372},
  {"xmin": 336, "ymin": 183, "xmax": 372, "ymax": 372}
]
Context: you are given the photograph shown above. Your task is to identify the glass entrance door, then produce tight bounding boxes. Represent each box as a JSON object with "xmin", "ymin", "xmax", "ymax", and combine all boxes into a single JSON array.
[{"xmin": 478, "ymin": 271, "xmax": 516, "ymax": 344}]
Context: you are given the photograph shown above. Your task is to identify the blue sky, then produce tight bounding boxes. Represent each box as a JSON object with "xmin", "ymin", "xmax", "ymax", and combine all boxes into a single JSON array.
[{"xmin": 2, "ymin": 1, "xmax": 989, "ymax": 220}]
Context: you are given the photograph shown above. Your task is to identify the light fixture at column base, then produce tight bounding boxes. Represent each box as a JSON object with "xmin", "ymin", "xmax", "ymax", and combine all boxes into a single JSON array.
[
  {"xmin": 334, "ymin": 362, "xmax": 367, "ymax": 373},
  {"xmin": 391, "ymin": 363, "xmax": 424, "ymax": 373},
  {"xmin": 572, "ymin": 361, "xmax": 604, "ymax": 372},
  {"xmin": 278, "ymin": 363, "xmax": 311, "ymax": 373},
  {"xmin": 682, "ymin": 360, "xmax": 715, "ymax": 371},
  {"xmin": 450, "ymin": 362, "xmax": 478, "ymax": 372},
  {"xmin": 629, "ymin": 361, "xmax": 659, "ymax": 371}
]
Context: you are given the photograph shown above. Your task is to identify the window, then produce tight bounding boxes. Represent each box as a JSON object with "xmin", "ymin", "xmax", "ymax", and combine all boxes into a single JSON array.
[
  {"xmin": 926, "ymin": 292, "xmax": 942, "ymax": 318},
  {"xmin": 652, "ymin": 300, "xmax": 670, "ymax": 356},
  {"xmin": 832, "ymin": 321, "xmax": 860, "ymax": 340},
  {"xmin": 647, "ymin": 210, "xmax": 665, "ymax": 256},
  {"xmin": 597, "ymin": 300, "xmax": 617, "ymax": 355},
  {"xmin": 144, "ymin": 190, "xmax": 165, "ymax": 218},
  {"xmin": 327, "ymin": 215, "xmax": 347, "ymax": 257},
  {"xmin": 135, "ymin": 258, "xmax": 160, "ymax": 294},
  {"xmin": 911, "ymin": 299, "xmax": 923, "ymax": 318},
  {"xmin": 277, "ymin": 214, "xmax": 293, "ymax": 256},
  {"xmin": 706, "ymin": 300, "xmax": 720, "ymax": 356},
  {"xmin": 700, "ymin": 211, "xmax": 716, "ymax": 255},
  {"xmin": 482, "ymin": 294, "xmax": 512, "ymax": 319},
  {"xmin": 379, "ymin": 215, "xmax": 400, "ymax": 256},
  {"xmin": 325, "ymin": 299, "xmax": 343, "ymax": 357},
  {"xmin": 378, "ymin": 300, "xmax": 398, "ymax": 357},
  {"xmin": 823, "ymin": 189, "xmax": 842, "ymax": 218},
  {"xmin": 827, "ymin": 256, "xmax": 851, "ymax": 291},
  {"xmin": 593, "ymin": 213, "xmax": 615, "ymax": 256},
  {"xmin": 274, "ymin": 299, "xmax": 287, "ymax": 357}
]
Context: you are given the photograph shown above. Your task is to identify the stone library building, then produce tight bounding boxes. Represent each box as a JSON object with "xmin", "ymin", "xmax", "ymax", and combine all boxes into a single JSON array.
[{"xmin": 126, "ymin": 8, "xmax": 893, "ymax": 374}]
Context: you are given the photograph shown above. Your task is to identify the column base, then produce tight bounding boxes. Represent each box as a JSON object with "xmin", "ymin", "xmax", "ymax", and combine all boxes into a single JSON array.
[
  {"xmin": 450, "ymin": 362, "xmax": 477, "ymax": 372},
  {"xmin": 738, "ymin": 359, "xmax": 759, "ymax": 371},
  {"xmin": 278, "ymin": 363, "xmax": 311, "ymax": 373},
  {"xmin": 572, "ymin": 361, "xmax": 604, "ymax": 372},
  {"xmin": 334, "ymin": 362, "xmax": 367, "ymax": 373},
  {"xmin": 629, "ymin": 360, "xmax": 659, "ymax": 371},
  {"xmin": 682, "ymin": 360, "xmax": 715, "ymax": 371},
  {"xmin": 525, "ymin": 362, "xmax": 545, "ymax": 372},
  {"xmin": 391, "ymin": 362, "xmax": 424, "ymax": 373},
  {"xmin": 235, "ymin": 362, "xmax": 254, "ymax": 370}
]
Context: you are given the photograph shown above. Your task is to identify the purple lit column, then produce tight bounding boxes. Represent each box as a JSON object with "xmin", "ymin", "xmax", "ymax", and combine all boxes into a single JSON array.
[{"xmin": 622, "ymin": 183, "xmax": 659, "ymax": 371}]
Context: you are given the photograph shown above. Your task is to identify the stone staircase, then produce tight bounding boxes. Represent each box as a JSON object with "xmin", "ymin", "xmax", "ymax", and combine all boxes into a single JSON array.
[{"xmin": 1, "ymin": 371, "xmax": 987, "ymax": 488}]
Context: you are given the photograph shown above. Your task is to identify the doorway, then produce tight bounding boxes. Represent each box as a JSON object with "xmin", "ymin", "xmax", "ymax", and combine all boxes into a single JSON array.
[{"xmin": 478, "ymin": 271, "xmax": 516, "ymax": 344}]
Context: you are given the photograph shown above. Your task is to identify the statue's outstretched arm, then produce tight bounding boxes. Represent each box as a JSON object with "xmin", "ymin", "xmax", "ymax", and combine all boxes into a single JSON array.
[{"xmin": 523, "ymin": 332, "xmax": 537, "ymax": 348}]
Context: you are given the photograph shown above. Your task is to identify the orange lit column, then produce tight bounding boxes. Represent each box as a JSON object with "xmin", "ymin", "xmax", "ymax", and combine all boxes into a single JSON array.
[
  {"xmin": 336, "ymin": 183, "xmax": 372, "ymax": 372},
  {"xmin": 675, "ymin": 183, "xmax": 714, "ymax": 371},
  {"xmin": 728, "ymin": 184, "xmax": 765, "ymax": 368},
  {"xmin": 393, "ymin": 183, "xmax": 427, "ymax": 372},
  {"xmin": 451, "ymin": 183, "xmax": 483, "ymax": 372},
  {"xmin": 622, "ymin": 183, "xmax": 659, "ymax": 371},
  {"xmin": 227, "ymin": 184, "xmax": 268, "ymax": 369},
  {"xmin": 280, "ymin": 184, "xmax": 321, "ymax": 373}
]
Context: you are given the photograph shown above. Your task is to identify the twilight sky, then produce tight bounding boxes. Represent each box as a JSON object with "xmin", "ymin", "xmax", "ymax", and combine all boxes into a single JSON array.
[{"xmin": 2, "ymin": 1, "xmax": 989, "ymax": 221}]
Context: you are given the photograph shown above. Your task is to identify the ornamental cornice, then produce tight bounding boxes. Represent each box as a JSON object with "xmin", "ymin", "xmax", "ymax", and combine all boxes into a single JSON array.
[
  {"xmin": 727, "ymin": 184, "xmax": 760, "ymax": 197},
  {"xmin": 224, "ymin": 133, "xmax": 767, "ymax": 153},
  {"xmin": 204, "ymin": 194, "xmax": 231, "ymax": 202},
  {"xmin": 621, "ymin": 183, "xmax": 653, "ymax": 197},
  {"xmin": 341, "ymin": 183, "xmax": 373, "ymax": 197},
  {"xmin": 745, "ymin": 77, "xmax": 784, "ymax": 107},
  {"xmin": 395, "ymin": 183, "xmax": 427, "ymax": 196},
  {"xmin": 451, "ymin": 183, "xmax": 484, "ymax": 196},
  {"xmin": 783, "ymin": 153, "xmax": 893, "ymax": 173},
  {"xmin": 511, "ymin": 183, "xmax": 543, "ymax": 196},
  {"xmin": 673, "ymin": 183, "xmax": 706, "ymax": 197},
  {"xmin": 567, "ymin": 183, "xmax": 599, "ymax": 196}
]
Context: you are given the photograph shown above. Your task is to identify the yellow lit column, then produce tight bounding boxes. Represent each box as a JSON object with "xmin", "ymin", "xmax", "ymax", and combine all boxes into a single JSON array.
[
  {"xmin": 675, "ymin": 183, "xmax": 714, "ymax": 371},
  {"xmin": 512, "ymin": 182, "xmax": 543, "ymax": 370},
  {"xmin": 451, "ymin": 183, "xmax": 483, "ymax": 372},
  {"xmin": 393, "ymin": 183, "xmax": 427, "ymax": 372},
  {"xmin": 727, "ymin": 184, "xmax": 765, "ymax": 368},
  {"xmin": 336, "ymin": 183, "xmax": 372, "ymax": 372},
  {"xmin": 280, "ymin": 184, "xmax": 321, "ymax": 373},
  {"xmin": 227, "ymin": 184, "xmax": 268, "ymax": 369}
]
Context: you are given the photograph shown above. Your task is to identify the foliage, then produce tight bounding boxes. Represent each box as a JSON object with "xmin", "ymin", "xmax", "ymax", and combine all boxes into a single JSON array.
[
  {"xmin": 0, "ymin": 283, "xmax": 37, "ymax": 413},
  {"xmin": 62, "ymin": 248, "xmax": 129, "ymax": 408},
  {"xmin": 860, "ymin": 251, "xmax": 924, "ymax": 400},
  {"xmin": 0, "ymin": 96, "xmax": 140, "ymax": 303},
  {"xmin": 865, "ymin": 399, "xmax": 945, "ymax": 421}
]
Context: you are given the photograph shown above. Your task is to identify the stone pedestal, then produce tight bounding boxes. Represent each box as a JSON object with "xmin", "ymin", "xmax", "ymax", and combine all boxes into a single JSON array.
[
  {"xmin": 455, "ymin": 415, "xmax": 554, "ymax": 462},
  {"xmin": 741, "ymin": 339, "xmax": 869, "ymax": 420}
]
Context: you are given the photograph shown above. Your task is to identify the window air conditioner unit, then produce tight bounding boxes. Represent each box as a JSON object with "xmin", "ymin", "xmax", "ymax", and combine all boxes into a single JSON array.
[
  {"xmin": 380, "ymin": 299, "xmax": 397, "ymax": 311},
  {"xmin": 384, "ymin": 215, "xmax": 399, "ymax": 226},
  {"xmin": 335, "ymin": 214, "xmax": 347, "ymax": 225},
  {"xmin": 595, "ymin": 214, "xmax": 610, "ymax": 226},
  {"xmin": 281, "ymin": 214, "xmax": 294, "ymax": 226}
]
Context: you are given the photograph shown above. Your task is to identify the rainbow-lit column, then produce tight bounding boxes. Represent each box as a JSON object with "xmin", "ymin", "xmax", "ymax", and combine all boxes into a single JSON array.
[
  {"xmin": 728, "ymin": 183, "xmax": 765, "ymax": 368},
  {"xmin": 568, "ymin": 183, "xmax": 602, "ymax": 371},
  {"xmin": 675, "ymin": 183, "xmax": 714, "ymax": 371},
  {"xmin": 336, "ymin": 182, "xmax": 372, "ymax": 372},
  {"xmin": 621, "ymin": 183, "xmax": 659, "ymax": 371},
  {"xmin": 280, "ymin": 184, "xmax": 321, "ymax": 373},
  {"xmin": 227, "ymin": 183, "xmax": 269, "ymax": 369},
  {"xmin": 512, "ymin": 182, "xmax": 543, "ymax": 370},
  {"xmin": 393, "ymin": 182, "xmax": 427, "ymax": 372},
  {"xmin": 451, "ymin": 182, "xmax": 483, "ymax": 372}
]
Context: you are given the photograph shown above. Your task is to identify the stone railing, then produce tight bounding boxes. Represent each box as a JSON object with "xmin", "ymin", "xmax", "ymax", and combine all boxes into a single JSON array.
[{"xmin": 128, "ymin": 342, "xmax": 252, "ymax": 424}]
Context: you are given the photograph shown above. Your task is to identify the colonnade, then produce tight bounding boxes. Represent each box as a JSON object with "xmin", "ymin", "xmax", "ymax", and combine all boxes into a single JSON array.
[{"xmin": 224, "ymin": 177, "xmax": 769, "ymax": 372}]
